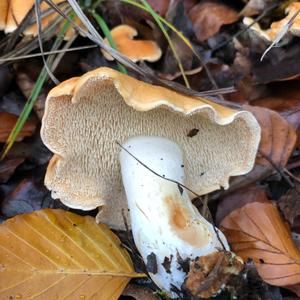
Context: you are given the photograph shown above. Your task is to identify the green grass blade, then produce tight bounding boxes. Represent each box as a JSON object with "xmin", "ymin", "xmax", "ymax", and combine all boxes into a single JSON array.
[
  {"xmin": 139, "ymin": 0, "xmax": 190, "ymax": 88},
  {"xmin": 90, "ymin": 11, "xmax": 127, "ymax": 74},
  {"xmin": 0, "ymin": 16, "xmax": 74, "ymax": 160},
  {"xmin": 121, "ymin": 0, "xmax": 202, "ymax": 62}
]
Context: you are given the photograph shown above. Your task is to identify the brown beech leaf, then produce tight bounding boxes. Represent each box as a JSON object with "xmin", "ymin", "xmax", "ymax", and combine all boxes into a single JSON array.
[
  {"xmin": 0, "ymin": 209, "xmax": 142, "ymax": 299},
  {"xmin": 220, "ymin": 198, "xmax": 300, "ymax": 293},
  {"xmin": 245, "ymin": 105, "xmax": 297, "ymax": 167},
  {"xmin": 0, "ymin": 112, "xmax": 37, "ymax": 142},
  {"xmin": 188, "ymin": 0, "xmax": 238, "ymax": 42}
]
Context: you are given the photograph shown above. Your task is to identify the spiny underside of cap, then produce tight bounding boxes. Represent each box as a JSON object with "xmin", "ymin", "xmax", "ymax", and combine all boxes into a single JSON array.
[{"xmin": 41, "ymin": 67, "xmax": 260, "ymax": 229}]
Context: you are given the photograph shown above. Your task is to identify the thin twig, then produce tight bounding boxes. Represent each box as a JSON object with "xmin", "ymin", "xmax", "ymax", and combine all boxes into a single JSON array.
[
  {"xmin": 35, "ymin": 0, "xmax": 60, "ymax": 84},
  {"xmin": 0, "ymin": 45, "xmax": 97, "ymax": 62}
]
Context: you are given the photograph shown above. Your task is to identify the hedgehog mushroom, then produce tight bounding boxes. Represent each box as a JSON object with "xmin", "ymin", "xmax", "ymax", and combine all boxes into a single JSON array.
[
  {"xmin": 41, "ymin": 67, "xmax": 261, "ymax": 229},
  {"xmin": 119, "ymin": 136, "xmax": 244, "ymax": 298},
  {"xmin": 101, "ymin": 24, "xmax": 162, "ymax": 62}
]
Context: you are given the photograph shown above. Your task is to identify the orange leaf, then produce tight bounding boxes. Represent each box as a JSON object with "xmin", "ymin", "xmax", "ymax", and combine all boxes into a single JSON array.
[
  {"xmin": 0, "ymin": 112, "xmax": 37, "ymax": 142},
  {"xmin": 0, "ymin": 209, "xmax": 142, "ymax": 299},
  {"xmin": 245, "ymin": 105, "xmax": 297, "ymax": 167},
  {"xmin": 220, "ymin": 198, "xmax": 300, "ymax": 292}
]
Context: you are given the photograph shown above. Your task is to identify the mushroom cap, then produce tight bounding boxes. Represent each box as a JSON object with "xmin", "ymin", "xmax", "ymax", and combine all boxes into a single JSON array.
[
  {"xmin": 101, "ymin": 24, "xmax": 162, "ymax": 62},
  {"xmin": 4, "ymin": 0, "xmax": 77, "ymax": 40},
  {"xmin": 41, "ymin": 67, "xmax": 261, "ymax": 229},
  {"xmin": 0, "ymin": 1, "xmax": 8, "ymax": 30}
]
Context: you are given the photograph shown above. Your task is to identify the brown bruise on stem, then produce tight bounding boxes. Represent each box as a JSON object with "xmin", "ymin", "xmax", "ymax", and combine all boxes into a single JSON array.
[{"xmin": 165, "ymin": 195, "xmax": 210, "ymax": 248}]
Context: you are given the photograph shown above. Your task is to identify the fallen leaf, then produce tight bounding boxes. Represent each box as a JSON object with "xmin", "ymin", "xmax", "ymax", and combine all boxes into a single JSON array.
[
  {"xmin": 122, "ymin": 284, "xmax": 160, "ymax": 300},
  {"xmin": 278, "ymin": 182, "xmax": 300, "ymax": 226},
  {"xmin": 240, "ymin": 0, "xmax": 269, "ymax": 17},
  {"xmin": 251, "ymin": 81, "xmax": 300, "ymax": 146},
  {"xmin": 0, "ymin": 112, "xmax": 37, "ymax": 142},
  {"xmin": 188, "ymin": 0, "xmax": 239, "ymax": 42},
  {"xmin": 0, "ymin": 157, "xmax": 24, "ymax": 183},
  {"xmin": 216, "ymin": 185, "xmax": 267, "ymax": 225},
  {"xmin": 0, "ymin": 209, "xmax": 142, "ymax": 299},
  {"xmin": 252, "ymin": 41, "xmax": 300, "ymax": 83},
  {"xmin": 220, "ymin": 195, "xmax": 300, "ymax": 294},
  {"xmin": 245, "ymin": 105, "xmax": 297, "ymax": 167},
  {"xmin": 1, "ymin": 177, "xmax": 58, "ymax": 218}
]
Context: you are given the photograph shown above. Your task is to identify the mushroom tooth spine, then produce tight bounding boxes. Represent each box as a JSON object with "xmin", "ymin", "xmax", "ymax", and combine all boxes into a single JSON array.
[{"xmin": 119, "ymin": 136, "xmax": 229, "ymax": 297}]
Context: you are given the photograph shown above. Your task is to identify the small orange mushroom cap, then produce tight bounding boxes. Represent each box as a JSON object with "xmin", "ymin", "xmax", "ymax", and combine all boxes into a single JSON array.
[
  {"xmin": 102, "ymin": 25, "xmax": 162, "ymax": 62},
  {"xmin": 244, "ymin": 2, "xmax": 300, "ymax": 41}
]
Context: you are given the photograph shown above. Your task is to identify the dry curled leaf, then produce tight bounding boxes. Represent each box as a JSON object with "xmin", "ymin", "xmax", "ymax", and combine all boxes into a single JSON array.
[
  {"xmin": 0, "ymin": 157, "xmax": 24, "ymax": 183},
  {"xmin": 0, "ymin": 112, "xmax": 37, "ymax": 142},
  {"xmin": 0, "ymin": 209, "xmax": 142, "ymax": 299},
  {"xmin": 245, "ymin": 105, "xmax": 297, "ymax": 167},
  {"xmin": 220, "ymin": 195, "xmax": 300, "ymax": 295},
  {"xmin": 188, "ymin": 0, "xmax": 238, "ymax": 42}
]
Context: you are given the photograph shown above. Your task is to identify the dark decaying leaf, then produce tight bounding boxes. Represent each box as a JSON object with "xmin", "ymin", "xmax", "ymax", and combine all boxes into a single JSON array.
[
  {"xmin": 250, "ymin": 81, "xmax": 300, "ymax": 146},
  {"xmin": 216, "ymin": 185, "xmax": 267, "ymax": 225},
  {"xmin": 0, "ymin": 157, "xmax": 25, "ymax": 183},
  {"xmin": 1, "ymin": 177, "xmax": 53, "ymax": 218},
  {"xmin": 278, "ymin": 182, "xmax": 300, "ymax": 226},
  {"xmin": 252, "ymin": 42, "xmax": 300, "ymax": 84},
  {"xmin": 121, "ymin": 284, "xmax": 160, "ymax": 300},
  {"xmin": 184, "ymin": 251, "xmax": 243, "ymax": 299}
]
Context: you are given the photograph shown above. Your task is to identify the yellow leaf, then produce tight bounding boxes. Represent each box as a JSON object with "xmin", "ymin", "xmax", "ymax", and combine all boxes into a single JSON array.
[{"xmin": 0, "ymin": 209, "xmax": 142, "ymax": 299}]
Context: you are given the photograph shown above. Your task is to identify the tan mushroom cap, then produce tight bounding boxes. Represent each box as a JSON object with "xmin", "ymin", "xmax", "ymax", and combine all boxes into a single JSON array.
[
  {"xmin": 102, "ymin": 25, "xmax": 162, "ymax": 62},
  {"xmin": 0, "ymin": 1, "xmax": 8, "ymax": 30},
  {"xmin": 41, "ymin": 67, "xmax": 260, "ymax": 229},
  {"xmin": 4, "ymin": 0, "xmax": 78, "ymax": 40}
]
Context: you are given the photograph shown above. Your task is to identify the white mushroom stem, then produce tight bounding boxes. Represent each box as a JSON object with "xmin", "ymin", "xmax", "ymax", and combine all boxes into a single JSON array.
[{"xmin": 119, "ymin": 136, "xmax": 229, "ymax": 297}]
